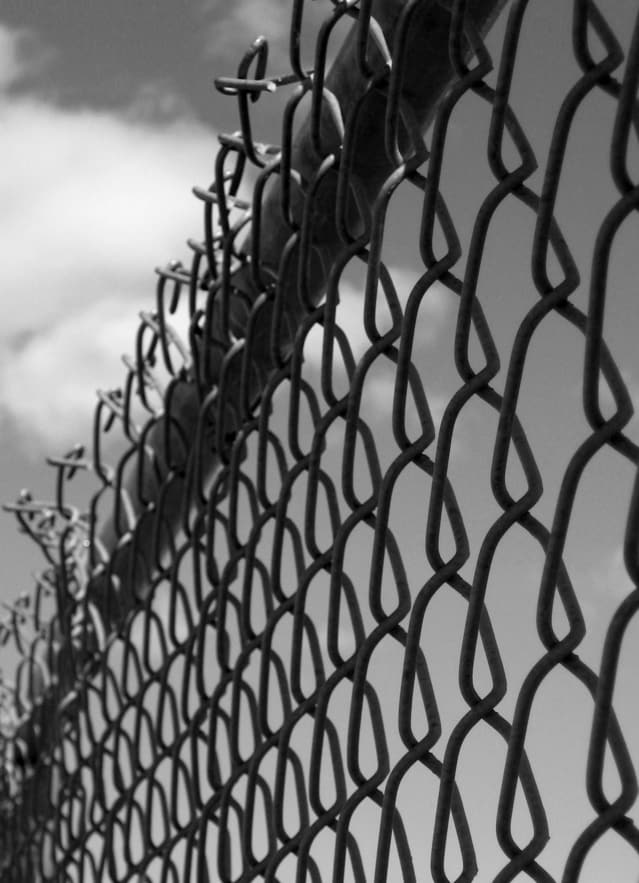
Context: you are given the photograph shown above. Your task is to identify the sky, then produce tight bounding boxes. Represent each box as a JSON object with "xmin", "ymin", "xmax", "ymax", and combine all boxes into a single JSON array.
[
  {"xmin": 0, "ymin": 1, "xmax": 283, "ymax": 597},
  {"xmin": 0, "ymin": 0, "xmax": 342, "ymax": 603},
  {"xmin": 0, "ymin": 1, "xmax": 638, "ymax": 880}
]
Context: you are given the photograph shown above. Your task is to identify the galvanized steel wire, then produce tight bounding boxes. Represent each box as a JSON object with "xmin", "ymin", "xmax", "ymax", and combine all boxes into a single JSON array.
[{"xmin": 1, "ymin": 0, "xmax": 639, "ymax": 880}]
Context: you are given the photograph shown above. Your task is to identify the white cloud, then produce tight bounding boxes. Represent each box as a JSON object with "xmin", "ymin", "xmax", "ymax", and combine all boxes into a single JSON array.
[
  {"xmin": 0, "ymin": 24, "xmax": 38, "ymax": 91},
  {"xmin": 592, "ymin": 545, "xmax": 634, "ymax": 601},
  {"xmin": 202, "ymin": 0, "xmax": 290, "ymax": 58},
  {"xmin": 0, "ymin": 18, "xmax": 456, "ymax": 454},
  {"xmin": 300, "ymin": 272, "xmax": 454, "ymax": 447},
  {"xmin": 200, "ymin": 0, "xmax": 296, "ymax": 61},
  {"xmin": 0, "ymin": 24, "xmax": 219, "ymax": 451},
  {"xmin": 0, "ymin": 103, "xmax": 213, "ymax": 341},
  {"xmin": 303, "ymin": 272, "xmax": 454, "ymax": 370},
  {"xmin": 1, "ymin": 302, "xmax": 142, "ymax": 452},
  {"xmin": 597, "ymin": 373, "xmax": 639, "ymax": 446},
  {"xmin": 0, "ymin": 28, "xmax": 23, "ymax": 90},
  {"xmin": 199, "ymin": 0, "xmax": 333, "ymax": 68}
]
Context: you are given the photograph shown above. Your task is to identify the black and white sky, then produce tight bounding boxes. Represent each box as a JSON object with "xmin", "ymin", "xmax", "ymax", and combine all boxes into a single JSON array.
[
  {"xmin": 1, "ymin": 3, "xmax": 638, "ymax": 877},
  {"xmin": 0, "ymin": 1, "xmax": 302, "ymax": 591},
  {"xmin": 1, "ymin": 0, "xmax": 636, "ymax": 610}
]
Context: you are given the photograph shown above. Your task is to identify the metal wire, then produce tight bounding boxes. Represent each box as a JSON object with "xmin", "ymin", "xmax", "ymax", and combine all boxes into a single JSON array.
[{"xmin": 1, "ymin": 0, "xmax": 639, "ymax": 880}]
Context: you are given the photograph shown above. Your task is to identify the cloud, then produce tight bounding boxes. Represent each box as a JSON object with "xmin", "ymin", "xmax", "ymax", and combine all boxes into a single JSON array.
[
  {"xmin": 597, "ymin": 372, "xmax": 639, "ymax": 446},
  {"xmin": 592, "ymin": 545, "xmax": 634, "ymax": 601},
  {"xmin": 0, "ymin": 24, "xmax": 46, "ymax": 92},
  {"xmin": 0, "ymin": 25, "xmax": 26, "ymax": 90},
  {"xmin": 201, "ymin": 0, "xmax": 290, "ymax": 59},
  {"xmin": 299, "ymin": 271, "xmax": 454, "ymax": 447},
  {"xmin": 199, "ymin": 0, "xmax": 332, "ymax": 68},
  {"xmin": 0, "ymin": 24, "xmax": 219, "ymax": 451},
  {"xmin": 303, "ymin": 271, "xmax": 454, "ymax": 369},
  {"xmin": 0, "ymin": 18, "xmax": 456, "ymax": 454},
  {"xmin": 1, "ymin": 302, "xmax": 142, "ymax": 453}
]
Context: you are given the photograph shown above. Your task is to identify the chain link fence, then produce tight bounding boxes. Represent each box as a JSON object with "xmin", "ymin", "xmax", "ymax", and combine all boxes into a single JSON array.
[{"xmin": 1, "ymin": 0, "xmax": 639, "ymax": 879}]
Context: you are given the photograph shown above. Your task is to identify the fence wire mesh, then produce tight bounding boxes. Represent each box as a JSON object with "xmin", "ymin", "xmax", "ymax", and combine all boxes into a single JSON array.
[{"xmin": 1, "ymin": 0, "xmax": 639, "ymax": 880}]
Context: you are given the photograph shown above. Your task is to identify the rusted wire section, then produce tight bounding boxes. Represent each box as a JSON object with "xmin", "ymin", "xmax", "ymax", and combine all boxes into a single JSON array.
[{"xmin": 1, "ymin": 0, "xmax": 639, "ymax": 880}]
